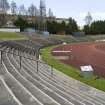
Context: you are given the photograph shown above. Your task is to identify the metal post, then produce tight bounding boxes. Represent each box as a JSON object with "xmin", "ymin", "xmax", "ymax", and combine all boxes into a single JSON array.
[
  {"xmin": 18, "ymin": 50, "xmax": 19, "ymax": 56},
  {"xmin": 69, "ymin": 51, "xmax": 71, "ymax": 60},
  {"xmin": 36, "ymin": 60, "xmax": 39, "ymax": 73},
  {"xmin": 36, "ymin": 49, "xmax": 39, "ymax": 60},
  {"xmin": 1, "ymin": 51, "xmax": 3, "ymax": 64},
  {"xmin": 19, "ymin": 56, "xmax": 22, "ymax": 69},
  {"xmin": 51, "ymin": 66, "xmax": 53, "ymax": 77},
  {"xmin": 71, "ymin": 49, "xmax": 73, "ymax": 60}
]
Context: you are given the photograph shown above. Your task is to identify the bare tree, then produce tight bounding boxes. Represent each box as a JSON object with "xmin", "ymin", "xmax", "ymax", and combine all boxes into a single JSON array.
[
  {"xmin": 19, "ymin": 4, "xmax": 27, "ymax": 16},
  {"xmin": 28, "ymin": 4, "xmax": 37, "ymax": 16},
  {"xmin": 48, "ymin": 8, "xmax": 53, "ymax": 17},
  {"xmin": 85, "ymin": 12, "xmax": 92, "ymax": 26},
  {"xmin": 0, "ymin": 0, "xmax": 10, "ymax": 13},
  {"xmin": 0, "ymin": 0, "xmax": 10, "ymax": 26},
  {"xmin": 35, "ymin": 8, "xmax": 40, "ymax": 16},
  {"xmin": 11, "ymin": 0, "xmax": 17, "ymax": 15}
]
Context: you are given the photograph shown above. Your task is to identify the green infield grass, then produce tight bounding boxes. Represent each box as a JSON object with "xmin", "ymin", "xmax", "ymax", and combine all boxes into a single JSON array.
[{"xmin": 0, "ymin": 32, "xmax": 26, "ymax": 40}]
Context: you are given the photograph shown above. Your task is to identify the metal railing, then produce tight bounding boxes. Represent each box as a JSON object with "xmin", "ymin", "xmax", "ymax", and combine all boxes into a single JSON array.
[{"xmin": 0, "ymin": 49, "xmax": 54, "ymax": 76}]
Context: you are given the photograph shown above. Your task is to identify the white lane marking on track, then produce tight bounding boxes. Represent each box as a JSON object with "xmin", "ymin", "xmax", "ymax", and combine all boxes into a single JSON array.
[
  {"xmin": 0, "ymin": 76, "xmax": 23, "ymax": 105},
  {"xmin": 3, "ymin": 54, "xmax": 43, "ymax": 105}
]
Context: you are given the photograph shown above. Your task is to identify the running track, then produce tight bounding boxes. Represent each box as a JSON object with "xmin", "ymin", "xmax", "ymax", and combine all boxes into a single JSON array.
[{"xmin": 52, "ymin": 42, "xmax": 105, "ymax": 77}]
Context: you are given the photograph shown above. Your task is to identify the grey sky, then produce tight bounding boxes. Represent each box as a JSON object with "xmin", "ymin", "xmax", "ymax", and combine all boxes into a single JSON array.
[{"xmin": 9, "ymin": 0, "xmax": 105, "ymax": 26}]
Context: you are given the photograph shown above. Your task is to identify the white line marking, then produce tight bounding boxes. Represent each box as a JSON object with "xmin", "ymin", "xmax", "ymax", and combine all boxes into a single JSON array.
[
  {"xmin": 23, "ymin": 58, "xmax": 86, "ymax": 105},
  {"xmin": 26, "ymin": 57, "xmax": 101, "ymax": 105},
  {"xmin": 0, "ymin": 76, "xmax": 23, "ymax": 105},
  {"xmin": 11, "ymin": 53, "xmax": 73, "ymax": 105},
  {"xmin": 3, "ymin": 54, "xmax": 43, "ymax": 105},
  {"xmin": 10, "ymin": 54, "xmax": 61, "ymax": 105},
  {"xmin": 52, "ymin": 51, "xmax": 71, "ymax": 53}
]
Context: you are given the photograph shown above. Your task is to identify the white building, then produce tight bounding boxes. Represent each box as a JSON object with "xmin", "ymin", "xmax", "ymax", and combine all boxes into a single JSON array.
[
  {"xmin": 56, "ymin": 18, "xmax": 69, "ymax": 24},
  {"xmin": 0, "ymin": 21, "xmax": 20, "ymax": 32}
]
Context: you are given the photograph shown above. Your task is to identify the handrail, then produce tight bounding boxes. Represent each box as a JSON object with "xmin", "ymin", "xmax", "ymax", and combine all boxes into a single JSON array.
[{"xmin": 0, "ymin": 48, "xmax": 54, "ymax": 76}]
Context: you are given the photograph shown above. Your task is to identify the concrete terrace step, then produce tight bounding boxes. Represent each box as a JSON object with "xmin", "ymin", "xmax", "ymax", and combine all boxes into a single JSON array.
[
  {"xmin": 0, "ymin": 74, "xmax": 20, "ymax": 105},
  {"xmin": 22, "ymin": 58, "xmax": 104, "ymax": 105},
  {"xmin": 13, "ymin": 50, "xmax": 104, "ymax": 105},
  {"xmin": 8, "ymin": 54, "xmax": 62, "ymax": 105},
  {"xmin": 12, "ymin": 54, "xmax": 83, "ymax": 105},
  {"xmin": 0, "ymin": 46, "xmax": 105, "ymax": 105},
  {"xmin": 21, "ymin": 53, "xmax": 105, "ymax": 105},
  {"xmin": 2, "ymin": 54, "xmax": 43, "ymax": 105},
  {"xmin": 8, "ymin": 51, "xmax": 74, "ymax": 105}
]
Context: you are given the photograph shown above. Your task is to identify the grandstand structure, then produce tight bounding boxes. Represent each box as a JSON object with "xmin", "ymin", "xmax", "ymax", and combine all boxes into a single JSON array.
[{"xmin": 0, "ymin": 37, "xmax": 105, "ymax": 105}]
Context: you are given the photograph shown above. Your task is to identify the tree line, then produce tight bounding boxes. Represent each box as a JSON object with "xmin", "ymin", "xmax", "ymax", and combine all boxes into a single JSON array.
[
  {"xmin": 14, "ymin": 16, "xmax": 79, "ymax": 33},
  {"xmin": 0, "ymin": 0, "xmax": 41, "ymax": 16},
  {"xmin": 0, "ymin": 0, "xmax": 40, "ymax": 26},
  {"xmin": 84, "ymin": 20, "xmax": 105, "ymax": 35},
  {"xmin": 0, "ymin": 0, "xmax": 53, "ymax": 26},
  {"xmin": 0, "ymin": 0, "xmax": 79, "ymax": 34},
  {"xmin": 47, "ymin": 18, "xmax": 78, "ymax": 34},
  {"xmin": 1, "ymin": 0, "xmax": 105, "ymax": 35}
]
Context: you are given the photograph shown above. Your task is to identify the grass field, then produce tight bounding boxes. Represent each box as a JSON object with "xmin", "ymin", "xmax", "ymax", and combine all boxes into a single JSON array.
[
  {"xmin": 41, "ymin": 45, "xmax": 105, "ymax": 92},
  {"xmin": 0, "ymin": 32, "xmax": 26, "ymax": 40}
]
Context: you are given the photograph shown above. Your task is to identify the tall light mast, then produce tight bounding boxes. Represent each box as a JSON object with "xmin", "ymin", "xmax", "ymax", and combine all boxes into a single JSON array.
[{"xmin": 39, "ymin": 0, "xmax": 47, "ymax": 31}]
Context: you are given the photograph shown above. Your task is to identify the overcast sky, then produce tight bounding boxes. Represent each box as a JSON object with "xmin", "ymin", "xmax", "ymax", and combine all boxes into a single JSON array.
[{"xmin": 9, "ymin": 0, "xmax": 105, "ymax": 26}]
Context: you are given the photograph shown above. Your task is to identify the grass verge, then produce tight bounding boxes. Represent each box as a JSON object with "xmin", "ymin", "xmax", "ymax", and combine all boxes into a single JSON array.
[
  {"xmin": 0, "ymin": 32, "xmax": 27, "ymax": 40},
  {"xmin": 41, "ymin": 45, "xmax": 105, "ymax": 92}
]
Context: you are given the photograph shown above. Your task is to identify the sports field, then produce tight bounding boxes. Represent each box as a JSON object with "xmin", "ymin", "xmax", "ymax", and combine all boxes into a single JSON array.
[
  {"xmin": 52, "ymin": 42, "xmax": 105, "ymax": 78},
  {"xmin": 0, "ymin": 32, "xmax": 26, "ymax": 40}
]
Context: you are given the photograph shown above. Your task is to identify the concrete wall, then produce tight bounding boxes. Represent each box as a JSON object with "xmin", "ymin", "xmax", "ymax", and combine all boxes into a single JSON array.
[
  {"xmin": 72, "ymin": 32, "xmax": 85, "ymax": 37},
  {"xmin": 0, "ymin": 28, "xmax": 20, "ymax": 32}
]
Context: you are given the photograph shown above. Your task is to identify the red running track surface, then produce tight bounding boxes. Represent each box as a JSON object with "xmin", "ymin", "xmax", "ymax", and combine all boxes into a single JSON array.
[{"xmin": 52, "ymin": 42, "xmax": 105, "ymax": 77}]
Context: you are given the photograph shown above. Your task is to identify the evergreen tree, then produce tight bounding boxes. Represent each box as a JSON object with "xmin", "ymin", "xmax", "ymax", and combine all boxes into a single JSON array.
[
  {"xmin": 84, "ymin": 20, "xmax": 105, "ymax": 35},
  {"xmin": 14, "ymin": 16, "xmax": 28, "ymax": 31},
  {"xmin": 0, "ymin": 0, "xmax": 10, "ymax": 25},
  {"xmin": 66, "ymin": 18, "xmax": 78, "ymax": 34},
  {"xmin": 11, "ymin": 1, "xmax": 17, "ymax": 15}
]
